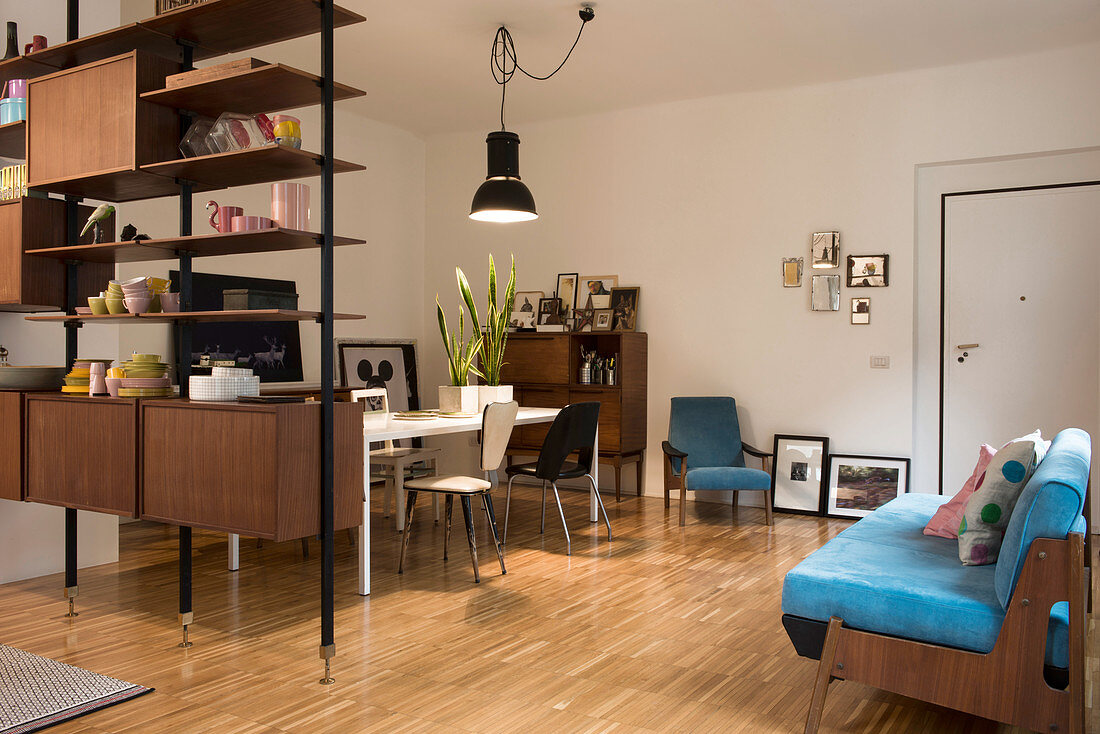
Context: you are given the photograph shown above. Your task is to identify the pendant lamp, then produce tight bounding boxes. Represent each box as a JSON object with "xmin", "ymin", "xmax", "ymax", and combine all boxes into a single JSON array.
[{"xmin": 470, "ymin": 7, "xmax": 594, "ymax": 222}]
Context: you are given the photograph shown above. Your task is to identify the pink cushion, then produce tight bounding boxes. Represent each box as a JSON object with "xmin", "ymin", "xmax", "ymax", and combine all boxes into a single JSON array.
[{"xmin": 923, "ymin": 444, "xmax": 996, "ymax": 539}]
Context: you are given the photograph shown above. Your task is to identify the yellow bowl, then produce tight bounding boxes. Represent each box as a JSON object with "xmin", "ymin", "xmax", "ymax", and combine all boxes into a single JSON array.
[
  {"xmin": 107, "ymin": 367, "xmax": 125, "ymax": 379},
  {"xmin": 130, "ymin": 354, "xmax": 162, "ymax": 363}
]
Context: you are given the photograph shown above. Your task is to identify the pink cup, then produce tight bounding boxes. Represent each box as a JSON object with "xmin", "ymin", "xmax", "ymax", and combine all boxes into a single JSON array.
[
  {"xmin": 231, "ymin": 215, "xmax": 275, "ymax": 232},
  {"xmin": 206, "ymin": 201, "xmax": 243, "ymax": 233},
  {"xmin": 89, "ymin": 362, "xmax": 107, "ymax": 396},
  {"xmin": 2, "ymin": 79, "xmax": 27, "ymax": 99},
  {"xmin": 271, "ymin": 183, "xmax": 310, "ymax": 230}
]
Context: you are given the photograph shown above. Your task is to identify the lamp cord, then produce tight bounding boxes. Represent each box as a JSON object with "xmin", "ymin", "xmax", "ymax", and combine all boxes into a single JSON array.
[{"xmin": 491, "ymin": 14, "xmax": 591, "ymax": 131}]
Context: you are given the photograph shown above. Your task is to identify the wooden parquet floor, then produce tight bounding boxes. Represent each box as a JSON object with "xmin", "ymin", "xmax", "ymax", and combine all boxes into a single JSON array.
[{"xmin": 0, "ymin": 485, "xmax": 1097, "ymax": 733}]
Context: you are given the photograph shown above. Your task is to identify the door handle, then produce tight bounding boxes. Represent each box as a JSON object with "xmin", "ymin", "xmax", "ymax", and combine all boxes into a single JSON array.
[{"xmin": 955, "ymin": 343, "xmax": 979, "ymax": 350}]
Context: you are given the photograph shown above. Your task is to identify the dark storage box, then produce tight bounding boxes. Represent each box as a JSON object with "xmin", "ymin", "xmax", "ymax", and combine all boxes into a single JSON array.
[{"xmin": 222, "ymin": 288, "xmax": 299, "ymax": 310}]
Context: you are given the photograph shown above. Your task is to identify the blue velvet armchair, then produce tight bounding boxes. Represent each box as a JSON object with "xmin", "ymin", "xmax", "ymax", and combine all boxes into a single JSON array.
[{"xmin": 662, "ymin": 397, "xmax": 774, "ymax": 526}]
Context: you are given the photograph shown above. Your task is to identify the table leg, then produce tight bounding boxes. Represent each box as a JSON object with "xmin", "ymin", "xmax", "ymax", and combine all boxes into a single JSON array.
[
  {"xmin": 359, "ymin": 441, "xmax": 371, "ymax": 596},
  {"xmin": 590, "ymin": 426, "xmax": 599, "ymax": 523},
  {"xmin": 228, "ymin": 533, "xmax": 239, "ymax": 572}
]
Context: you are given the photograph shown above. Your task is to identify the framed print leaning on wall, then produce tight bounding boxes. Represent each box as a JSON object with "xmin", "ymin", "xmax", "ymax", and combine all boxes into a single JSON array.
[
  {"xmin": 771, "ymin": 434, "xmax": 830, "ymax": 515},
  {"xmin": 827, "ymin": 454, "xmax": 910, "ymax": 518}
]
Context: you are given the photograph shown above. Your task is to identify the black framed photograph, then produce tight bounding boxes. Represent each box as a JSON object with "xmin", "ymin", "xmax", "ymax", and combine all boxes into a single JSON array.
[
  {"xmin": 851, "ymin": 297, "xmax": 870, "ymax": 324},
  {"xmin": 826, "ymin": 454, "xmax": 910, "ymax": 518},
  {"xmin": 812, "ymin": 231, "xmax": 840, "ymax": 269},
  {"xmin": 335, "ymin": 338, "xmax": 423, "ymax": 447},
  {"xmin": 771, "ymin": 434, "xmax": 830, "ymax": 515},
  {"xmin": 609, "ymin": 286, "xmax": 638, "ymax": 331},
  {"xmin": 846, "ymin": 254, "xmax": 889, "ymax": 287},
  {"xmin": 556, "ymin": 273, "xmax": 579, "ymax": 314},
  {"xmin": 592, "ymin": 308, "xmax": 613, "ymax": 331},
  {"xmin": 538, "ymin": 297, "xmax": 563, "ymax": 325}
]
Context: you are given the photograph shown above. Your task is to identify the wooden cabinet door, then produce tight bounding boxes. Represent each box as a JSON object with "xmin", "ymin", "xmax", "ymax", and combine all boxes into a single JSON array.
[
  {"xmin": 521, "ymin": 386, "xmax": 568, "ymax": 449},
  {"xmin": 0, "ymin": 392, "xmax": 24, "ymax": 501},
  {"xmin": 0, "ymin": 202, "xmax": 22, "ymax": 304},
  {"xmin": 500, "ymin": 335, "xmax": 569, "ymax": 384},
  {"xmin": 569, "ymin": 387, "xmax": 621, "ymax": 452}
]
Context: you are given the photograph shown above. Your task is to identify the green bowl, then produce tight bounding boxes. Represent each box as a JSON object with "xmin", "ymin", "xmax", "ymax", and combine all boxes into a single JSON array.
[{"xmin": 105, "ymin": 298, "xmax": 126, "ymax": 315}]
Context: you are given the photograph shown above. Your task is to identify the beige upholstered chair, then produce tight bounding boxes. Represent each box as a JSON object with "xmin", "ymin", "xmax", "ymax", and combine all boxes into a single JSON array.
[
  {"xmin": 352, "ymin": 387, "xmax": 441, "ymax": 530},
  {"xmin": 399, "ymin": 400, "xmax": 519, "ymax": 583}
]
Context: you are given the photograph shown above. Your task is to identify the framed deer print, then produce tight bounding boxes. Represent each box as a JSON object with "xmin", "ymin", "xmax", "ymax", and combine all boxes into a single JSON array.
[{"xmin": 170, "ymin": 270, "xmax": 303, "ymax": 382}]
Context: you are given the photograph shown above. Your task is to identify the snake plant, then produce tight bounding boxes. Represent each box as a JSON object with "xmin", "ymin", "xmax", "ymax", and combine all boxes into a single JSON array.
[
  {"xmin": 436, "ymin": 297, "xmax": 483, "ymax": 387},
  {"xmin": 456, "ymin": 254, "xmax": 516, "ymax": 386}
]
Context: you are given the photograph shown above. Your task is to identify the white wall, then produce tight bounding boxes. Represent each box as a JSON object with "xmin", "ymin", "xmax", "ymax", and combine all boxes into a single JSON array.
[
  {"xmin": 423, "ymin": 41, "xmax": 1100, "ymax": 501},
  {"xmin": 0, "ymin": 4, "xmax": 126, "ymax": 584}
]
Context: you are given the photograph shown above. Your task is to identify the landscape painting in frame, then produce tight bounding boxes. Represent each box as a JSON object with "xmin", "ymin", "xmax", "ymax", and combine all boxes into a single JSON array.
[{"xmin": 827, "ymin": 454, "xmax": 910, "ymax": 518}]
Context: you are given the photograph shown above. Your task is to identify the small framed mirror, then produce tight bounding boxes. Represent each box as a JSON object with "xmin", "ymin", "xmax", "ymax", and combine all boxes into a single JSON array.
[
  {"xmin": 782, "ymin": 257, "xmax": 803, "ymax": 287},
  {"xmin": 811, "ymin": 275, "xmax": 840, "ymax": 311}
]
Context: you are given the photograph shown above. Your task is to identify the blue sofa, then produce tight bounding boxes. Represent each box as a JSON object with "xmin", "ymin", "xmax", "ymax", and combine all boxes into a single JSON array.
[{"xmin": 782, "ymin": 428, "xmax": 1090, "ymax": 733}]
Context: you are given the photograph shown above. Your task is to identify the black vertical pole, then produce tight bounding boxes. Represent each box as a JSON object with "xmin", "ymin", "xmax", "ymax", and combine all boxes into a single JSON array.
[
  {"xmin": 318, "ymin": 0, "xmax": 336, "ymax": 686},
  {"xmin": 176, "ymin": 43, "xmax": 195, "ymax": 649},
  {"xmin": 63, "ymin": 2, "xmax": 80, "ymax": 620}
]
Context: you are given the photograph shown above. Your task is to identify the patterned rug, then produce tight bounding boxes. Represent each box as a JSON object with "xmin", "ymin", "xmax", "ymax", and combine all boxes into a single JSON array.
[{"xmin": 0, "ymin": 644, "xmax": 152, "ymax": 734}]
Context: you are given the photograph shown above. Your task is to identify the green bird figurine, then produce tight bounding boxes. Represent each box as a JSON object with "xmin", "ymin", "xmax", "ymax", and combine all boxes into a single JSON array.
[{"xmin": 80, "ymin": 204, "xmax": 115, "ymax": 240}]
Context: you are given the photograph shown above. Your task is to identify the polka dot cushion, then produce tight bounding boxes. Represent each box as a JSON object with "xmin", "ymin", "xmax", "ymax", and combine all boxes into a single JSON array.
[{"xmin": 958, "ymin": 430, "xmax": 1049, "ymax": 566}]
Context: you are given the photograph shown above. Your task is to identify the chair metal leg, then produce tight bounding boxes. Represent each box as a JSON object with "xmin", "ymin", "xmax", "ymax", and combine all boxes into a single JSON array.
[
  {"xmin": 460, "ymin": 496, "xmax": 480, "ymax": 582},
  {"xmin": 397, "ymin": 490, "xmax": 418, "ymax": 574},
  {"xmin": 551, "ymin": 482, "xmax": 571, "ymax": 555},
  {"xmin": 395, "ymin": 468, "xmax": 407, "ymax": 532},
  {"xmin": 540, "ymin": 480, "xmax": 547, "ymax": 534},
  {"xmin": 587, "ymin": 474, "xmax": 613, "ymax": 542},
  {"xmin": 636, "ymin": 453, "xmax": 644, "ymax": 497},
  {"xmin": 444, "ymin": 494, "xmax": 453, "ymax": 561},
  {"xmin": 503, "ymin": 474, "xmax": 517, "ymax": 546},
  {"xmin": 482, "ymin": 494, "xmax": 507, "ymax": 574}
]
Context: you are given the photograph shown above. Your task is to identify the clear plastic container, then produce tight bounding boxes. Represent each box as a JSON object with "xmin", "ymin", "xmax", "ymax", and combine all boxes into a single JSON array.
[
  {"xmin": 179, "ymin": 117, "xmax": 215, "ymax": 157},
  {"xmin": 205, "ymin": 112, "xmax": 271, "ymax": 154}
]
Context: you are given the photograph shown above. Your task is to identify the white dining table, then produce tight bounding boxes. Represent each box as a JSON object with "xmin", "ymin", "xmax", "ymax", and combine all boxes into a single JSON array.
[{"xmin": 358, "ymin": 406, "xmax": 598, "ymax": 595}]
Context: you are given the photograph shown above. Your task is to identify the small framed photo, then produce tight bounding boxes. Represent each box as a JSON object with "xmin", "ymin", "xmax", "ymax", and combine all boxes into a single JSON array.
[
  {"xmin": 851, "ymin": 297, "xmax": 870, "ymax": 324},
  {"xmin": 572, "ymin": 308, "xmax": 595, "ymax": 332},
  {"xmin": 771, "ymin": 434, "xmax": 830, "ymax": 515},
  {"xmin": 556, "ymin": 273, "xmax": 579, "ymax": 313},
  {"xmin": 592, "ymin": 308, "xmax": 614, "ymax": 331},
  {"xmin": 811, "ymin": 274, "xmax": 840, "ymax": 311},
  {"xmin": 812, "ymin": 232, "xmax": 840, "ymax": 269},
  {"xmin": 846, "ymin": 254, "xmax": 889, "ymax": 287},
  {"xmin": 509, "ymin": 310, "xmax": 536, "ymax": 330},
  {"xmin": 782, "ymin": 257, "xmax": 803, "ymax": 287},
  {"xmin": 538, "ymin": 297, "xmax": 563, "ymax": 325},
  {"xmin": 514, "ymin": 291, "xmax": 544, "ymax": 315},
  {"xmin": 608, "ymin": 287, "xmax": 638, "ymax": 331},
  {"xmin": 827, "ymin": 454, "xmax": 910, "ymax": 518},
  {"xmin": 578, "ymin": 275, "xmax": 618, "ymax": 309}
]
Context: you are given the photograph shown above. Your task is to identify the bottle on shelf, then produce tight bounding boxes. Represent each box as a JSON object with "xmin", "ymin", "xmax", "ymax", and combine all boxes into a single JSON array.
[{"xmin": 3, "ymin": 22, "xmax": 17, "ymax": 61}]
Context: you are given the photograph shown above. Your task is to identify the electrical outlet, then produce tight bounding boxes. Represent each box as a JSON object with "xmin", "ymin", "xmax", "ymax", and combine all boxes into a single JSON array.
[{"xmin": 870, "ymin": 355, "xmax": 890, "ymax": 369}]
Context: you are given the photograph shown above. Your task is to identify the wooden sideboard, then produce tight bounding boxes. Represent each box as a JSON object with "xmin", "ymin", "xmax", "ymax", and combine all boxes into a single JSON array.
[{"xmin": 500, "ymin": 332, "xmax": 647, "ymax": 500}]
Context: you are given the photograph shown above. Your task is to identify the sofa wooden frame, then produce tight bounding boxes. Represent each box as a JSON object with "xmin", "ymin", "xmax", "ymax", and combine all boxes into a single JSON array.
[{"xmin": 803, "ymin": 532, "xmax": 1086, "ymax": 734}]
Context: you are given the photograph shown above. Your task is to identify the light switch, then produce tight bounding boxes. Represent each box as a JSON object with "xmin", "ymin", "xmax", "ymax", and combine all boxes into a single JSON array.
[{"xmin": 870, "ymin": 355, "xmax": 890, "ymax": 369}]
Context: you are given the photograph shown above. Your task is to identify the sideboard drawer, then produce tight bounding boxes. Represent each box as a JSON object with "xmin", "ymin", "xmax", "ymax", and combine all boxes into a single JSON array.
[{"xmin": 499, "ymin": 335, "xmax": 569, "ymax": 385}]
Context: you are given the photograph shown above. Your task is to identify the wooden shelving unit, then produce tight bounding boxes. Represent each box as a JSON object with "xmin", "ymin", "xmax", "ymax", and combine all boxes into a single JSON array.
[
  {"xmin": 26, "ymin": 309, "xmax": 364, "ymax": 324},
  {"xmin": 25, "ymin": 228, "xmax": 366, "ymax": 264},
  {"xmin": 0, "ymin": 121, "xmax": 26, "ymax": 159},
  {"xmin": 0, "ymin": 0, "xmax": 365, "ymax": 84},
  {"xmin": 141, "ymin": 63, "xmax": 365, "ymax": 116}
]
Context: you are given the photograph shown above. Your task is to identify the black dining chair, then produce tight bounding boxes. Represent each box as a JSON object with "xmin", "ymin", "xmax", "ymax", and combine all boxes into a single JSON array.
[{"xmin": 502, "ymin": 401, "xmax": 611, "ymax": 555}]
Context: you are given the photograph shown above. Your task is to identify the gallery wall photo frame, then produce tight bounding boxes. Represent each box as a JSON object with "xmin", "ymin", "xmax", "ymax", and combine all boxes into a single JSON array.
[
  {"xmin": 811, "ymin": 274, "xmax": 840, "ymax": 311},
  {"xmin": 782, "ymin": 257, "xmax": 803, "ymax": 287},
  {"xmin": 811, "ymin": 231, "xmax": 840, "ymax": 269},
  {"xmin": 771, "ymin": 434, "xmax": 830, "ymax": 516},
  {"xmin": 846, "ymin": 254, "xmax": 889, "ymax": 287},
  {"xmin": 826, "ymin": 454, "xmax": 910, "ymax": 519},
  {"xmin": 851, "ymin": 297, "xmax": 870, "ymax": 324}
]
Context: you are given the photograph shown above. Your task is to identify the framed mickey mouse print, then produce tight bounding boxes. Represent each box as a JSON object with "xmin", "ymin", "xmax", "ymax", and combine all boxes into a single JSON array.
[{"xmin": 335, "ymin": 338, "xmax": 424, "ymax": 447}]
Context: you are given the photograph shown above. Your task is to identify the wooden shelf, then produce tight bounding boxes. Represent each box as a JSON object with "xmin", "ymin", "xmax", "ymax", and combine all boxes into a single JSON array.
[
  {"xmin": 25, "ymin": 309, "xmax": 365, "ymax": 324},
  {"xmin": 0, "ymin": 0, "xmax": 365, "ymax": 85},
  {"xmin": 141, "ymin": 63, "xmax": 365, "ymax": 116},
  {"xmin": 30, "ymin": 146, "xmax": 363, "ymax": 203},
  {"xmin": 0, "ymin": 121, "xmax": 26, "ymax": 159},
  {"xmin": 140, "ymin": 144, "xmax": 364, "ymax": 190},
  {"xmin": 25, "ymin": 228, "xmax": 366, "ymax": 264}
]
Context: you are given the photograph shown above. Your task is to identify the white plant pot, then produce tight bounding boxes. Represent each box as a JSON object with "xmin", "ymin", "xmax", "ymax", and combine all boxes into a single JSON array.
[
  {"xmin": 438, "ymin": 385, "xmax": 479, "ymax": 414},
  {"xmin": 478, "ymin": 384, "xmax": 514, "ymax": 411}
]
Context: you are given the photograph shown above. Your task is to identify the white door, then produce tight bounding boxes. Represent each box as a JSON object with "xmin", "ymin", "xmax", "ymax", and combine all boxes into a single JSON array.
[{"xmin": 943, "ymin": 185, "xmax": 1100, "ymax": 521}]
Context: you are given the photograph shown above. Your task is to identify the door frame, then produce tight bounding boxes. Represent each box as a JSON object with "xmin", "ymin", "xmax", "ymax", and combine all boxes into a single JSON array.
[{"xmin": 937, "ymin": 180, "xmax": 1100, "ymax": 493}]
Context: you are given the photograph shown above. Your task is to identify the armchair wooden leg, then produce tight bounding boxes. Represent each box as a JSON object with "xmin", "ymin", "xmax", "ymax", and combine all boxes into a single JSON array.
[
  {"xmin": 397, "ymin": 490, "xmax": 418, "ymax": 574},
  {"xmin": 636, "ymin": 452, "xmax": 644, "ymax": 497},
  {"xmin": 805, "ymin": 616, "xmax": 843, "ymax": 734},
  {"xmin": 679, "ymin": 473, "xmax": 687, "ymax": 527},
  {"xmin": 731, "ymin": 490, "xmax": 739, "ymax": 523},
  {"xmin": 764, "ymin": 488, "xmax": 774, "ymax": 526},
  {"xmin": 614, "ymin": 459, "xmax": 622, "ymax": 503}
]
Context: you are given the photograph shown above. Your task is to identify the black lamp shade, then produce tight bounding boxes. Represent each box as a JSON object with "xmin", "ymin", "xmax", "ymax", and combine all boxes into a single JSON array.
[{"xmin": 470, "ymin": 131, "xmax": 538, "ymax": 222}]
